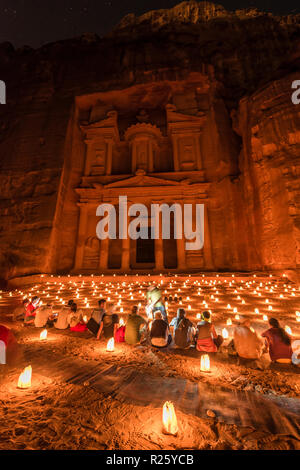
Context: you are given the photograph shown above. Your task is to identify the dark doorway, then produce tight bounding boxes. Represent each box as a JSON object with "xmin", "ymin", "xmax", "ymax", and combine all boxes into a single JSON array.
[{"xmin": 136, "ymin": 226, "xmax": 155, "ymax": 264}]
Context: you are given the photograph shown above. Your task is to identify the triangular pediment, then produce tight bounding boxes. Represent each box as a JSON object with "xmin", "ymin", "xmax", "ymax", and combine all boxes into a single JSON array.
[{"xmin": 102, "ymin": 174, "xmax": 181, "ymax": 189}]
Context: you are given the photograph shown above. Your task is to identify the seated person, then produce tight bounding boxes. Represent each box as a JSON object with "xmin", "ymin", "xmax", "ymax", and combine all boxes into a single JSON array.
[
  {"xmin": 125, "ymin": 305, "xmax": 147, "ymax": 345},
  {"xmin": 13, "ymin": 299, "xmax": 29, "ymax": 321},
  {"xmin": 262, "ymin": 318, "xmax": 293, "ymax": 363},
  {"xmin": 68, "ymin": 303, "xmax": 82, "ymax": 328},
  {"xmin": 97, "ymin": 303, "xmax": 119, "ymax": 340},
  {"xmin": 24, "ymin": 296, "xmax": 40, "ymax": 325},
  {"xmin": 150, "ymin": 310, "xmax": 172, "ymax": 348},
  {"xmin": 34, "ymin": 303, "xmax": 53, "ymax": 328},
  {"xmin": 69, "ymin": 303, "xmax": 88, "ymax": 332},
  {"xmin": 196, "ymin": 311, "xmax": 223, "ymax": 353},
  {"xmin": 0, "ymin": 324, "xmax": 21, "ymax": 366},
  {"xmin": 91, "ymin": 299, "xmax": 106, "ymax": 325},
  {"xmin": 55, "ymin": 300, "xmax": 74, "ymax": 330},
  {"xmin": 146, "ymin": 286, "xmax": 167, "ymax": 322},
  {"xmin": 170, "ymin": 308, "xmax": 195, "ymax": 349},
  {"xmin": 233, "ymin": 316, "xmax": 265, "ymax": 360}
]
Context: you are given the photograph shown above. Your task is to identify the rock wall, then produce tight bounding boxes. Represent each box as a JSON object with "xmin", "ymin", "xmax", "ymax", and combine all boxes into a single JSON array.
[{"xmin": 0, "ymin": 1, "xmax": 299, "ymax": 280}]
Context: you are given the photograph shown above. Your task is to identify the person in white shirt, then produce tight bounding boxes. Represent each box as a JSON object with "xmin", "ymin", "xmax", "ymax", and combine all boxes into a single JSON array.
[
  {"xmin": 55, "ymin": 303, "xmax": 73, "ymax": 330},
  {"xmin": 34, "ymin": 304, "xmax": 53, "ymax": 328}
]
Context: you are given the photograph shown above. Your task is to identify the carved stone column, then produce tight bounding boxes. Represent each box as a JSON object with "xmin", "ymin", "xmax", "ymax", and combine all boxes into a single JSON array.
[
  {"xmin": 74, "ymin": 204, "xmax": 89, "ymax": 271},
  {"xmin": 155, "ymin": 211, "xmax": 164, "ymax": 271},
  {"xmin": 203, "ymin": 203, "xmax": 214, "ymax": 270},
  {"xmin": 99, "ymin": 238, "xmax": 109, "ymax": 270},
  {"xmin": 121, "ymin": 209, "xmax": 130, "ymax": 271},
  {"xmin": 176, "ymin": 201, "xmax": 186, "ymax": 270}
]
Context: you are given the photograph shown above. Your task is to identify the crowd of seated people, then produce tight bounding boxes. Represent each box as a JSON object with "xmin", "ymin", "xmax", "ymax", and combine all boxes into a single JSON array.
[{"xmin": 5, "ymin": 284, "xmax": 300, "ymax": 368}]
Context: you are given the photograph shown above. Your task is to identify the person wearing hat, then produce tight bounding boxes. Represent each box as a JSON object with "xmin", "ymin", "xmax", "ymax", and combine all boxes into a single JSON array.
[
  {"xmin": 146, "ymin": 286, "xmax": 167, "ymax": 322},
  {"xmin": 233, "ymin": 316, "xmax": 266, "ymax": 360},
  {"xmin": 262, "ymin": 318, "xmax": 293, "ymax": 363}
]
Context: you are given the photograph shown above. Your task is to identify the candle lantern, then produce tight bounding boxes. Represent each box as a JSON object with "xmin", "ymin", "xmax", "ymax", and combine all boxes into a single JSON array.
[
  {"xmin": 106, "ymin": 338, "xmax": 115, "ymax": 352},
  {"xmin": 162, "ymin": 401, "xmax": 178, "ymax": 436},
  {"xmin": 200, "ymin": 354, "xmax": 210, "ymax": 372},
  {"xmin": 222, "ymin": 328, "xmax": 229, "ymax": 339},
  {"xmin": 18, "ymin": 366, "xmax": 32, "ymax": 389},
  {"xmin": 40, "ymin": 329, "xmax": 47, "ymax": 340}
]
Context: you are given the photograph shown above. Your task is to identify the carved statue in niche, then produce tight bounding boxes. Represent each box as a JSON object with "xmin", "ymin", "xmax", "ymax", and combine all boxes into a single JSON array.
[
  {"xmin": 83, "ymin": 236, "xmax": 100, "ymax": 269},
  {"xmin": 125, "ymin": 123, "xmax": 162, "ymax": 174}
]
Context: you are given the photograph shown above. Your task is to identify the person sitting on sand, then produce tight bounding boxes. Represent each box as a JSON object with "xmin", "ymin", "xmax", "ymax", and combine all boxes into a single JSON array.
[
  {"xmin": 91, "ymin": 299, "xmax": 106, "ymax": 325},
  {"xmin": 233, "ymin": 316, "xmax": 266, "ymax": 360},
  {"xmin": 97, "ymin": 303, "xmax": 119, "ymax": 340},
  {"xmin": 125, "ymin": 305, "xmax": 147, "ymax": 345},
  {"xmin": 0, "ymin": 324, "xmax": 22, "ymax": 366},
  {"xmin": 68, "ymin": 303, "xmax": 82, "ymax": 328},
  {"xmin": 150, "ymin": 310, "xmax": 172, "ymax": 349},
  {"xmin": 24, "ymin": 296, "xmax": 40, "ymax": 325},
  {"xmin": 195, "ymin": 311, "xmax": 223, "ymax": 353},
  {"xmin": 146, "ymin": 286, "xmax": 167, "ymax": 322},
  {"xmin": 170, "ymin": 308, "xmax": 195, "ymax": 349},
  {"xmin": 55, "ymin": 300, "xmax": 74, "ymax": 330},
  {"xmin": 34, "ymin": 303, "xmax": 53, "ymax": 328},
  {"xmin": 262, "ymin": 318, "xmax": 293, "ymax": 363},
  {"xmin": 13, "ymin": 299, "xmax": 29, "ymax": 322}
]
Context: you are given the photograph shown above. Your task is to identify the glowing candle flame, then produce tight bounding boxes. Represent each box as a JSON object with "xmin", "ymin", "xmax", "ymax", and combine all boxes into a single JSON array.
[
  {"xmin": 106, "ymin": 337, "xmax": 115, "ymax": 352},
  {"xmin": 285, "ymin": 325, "xmax": 292, "ymax": 336},
  {"xmin": 227, "ymin": 318, "xmax": 232, "ymax": 326},
  {"xmin": 119, "ymin": 318, "xmax": 125, "ymax": 326},
  {"xmin": 40, "ymin": 329, "xmax": 47, "ymax": 340},
  {"xmin": 18, "ymin": 366, "xmax": 32, "ymax": 389},
  {"xmin": 200, "ymin": 354, "xmax": 210, "ymax": 372},
  {"xmin": 222, "ymin": 328, "xmax": 229, "ymax": 339},
  {"xmin": 263, "ymin": 314, "xmax": 268, "ymax": 321},
  {"xmin": 162, "ymin": 401, "xmax": 178, "ymax": 436}
]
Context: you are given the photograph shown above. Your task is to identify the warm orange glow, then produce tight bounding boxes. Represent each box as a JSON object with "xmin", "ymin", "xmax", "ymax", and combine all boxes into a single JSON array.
[
  {"xmin": 106, "ymin": 337, "xmax": 115, "ymax": 352},
  {"xmin": 40, "ymin": 329, "xmax": 47, "ymax": 340},
  {"xmin": 18, "ymin": 366, "xmax": 32, "ymax": 389},
  {"xmin": 227, "ymin": 318, "xmax": 232, "ymax": 326},
  {"xmin": 162, "ymin": 401, "xmax": 178, "ymax": 436},
  {"xmin": 263, "ymin": 314, "xmax": 268, "ymax": 321},
  {"xmin": 200, "ymin": 354, "xmax": 210, "ymax": 372},
  {"xmin": 119, "ymin": 317, "xmax": 125, "ymax": 326}
]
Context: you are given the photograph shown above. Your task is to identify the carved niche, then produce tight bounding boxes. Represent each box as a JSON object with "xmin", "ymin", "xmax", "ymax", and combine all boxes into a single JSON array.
[
  {"xmin": 124, "ymin": 123, "xmax": 162, "ymax": 174},
  {"xmin": 80, "ymin": 110, "xmax": 120, "ymax": 176},
  {"xmin": 166, "ymin": 104, "xmax": 206, "ymax": 172}
]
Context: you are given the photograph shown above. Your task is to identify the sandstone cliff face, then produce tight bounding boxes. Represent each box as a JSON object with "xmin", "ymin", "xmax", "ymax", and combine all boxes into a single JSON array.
[{"xmin": 0, "ymin": 1, "xmax": 299, "ymax": 280}]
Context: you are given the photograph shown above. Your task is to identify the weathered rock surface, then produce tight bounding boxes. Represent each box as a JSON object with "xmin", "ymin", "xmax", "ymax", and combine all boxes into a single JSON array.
[{"xmin": 0, "ymin": 1, "xmax": 299, "ymax": 280}]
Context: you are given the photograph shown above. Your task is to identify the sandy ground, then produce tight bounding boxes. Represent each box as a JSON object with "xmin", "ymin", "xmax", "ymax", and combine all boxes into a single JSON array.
[{"xmin": 0, "ymin": 273, "xmax": 300, "ymax": 450}]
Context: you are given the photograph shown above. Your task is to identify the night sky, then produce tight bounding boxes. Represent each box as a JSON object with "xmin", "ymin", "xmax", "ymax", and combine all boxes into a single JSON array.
[{"xmin": 0, "ymin": 0, "xmax": 299, "ymax": 49}]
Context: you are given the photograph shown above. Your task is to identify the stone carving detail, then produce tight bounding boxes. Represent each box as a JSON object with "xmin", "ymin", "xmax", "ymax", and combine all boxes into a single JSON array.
[{"xmin": 124, "ymin": 123, "xmax": 162, "ymax": 173}]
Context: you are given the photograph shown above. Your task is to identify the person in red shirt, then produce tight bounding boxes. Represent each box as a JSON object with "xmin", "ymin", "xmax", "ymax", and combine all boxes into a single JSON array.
[
  {"xmin": 24, "ymin": 296, "xmax": 40, "ymax": 325},
  {"xmin": 0, "ymin": 324, "xmax": 21, "ymax": 365},
  {"xmin": 196, "ymin": 311, "xmax": 223, "ymax": 353},
  {"xmin": 262, "ymin": 318, "xmax": 293, "ymax": 362}
]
